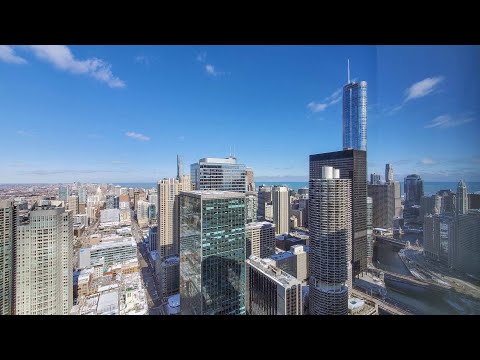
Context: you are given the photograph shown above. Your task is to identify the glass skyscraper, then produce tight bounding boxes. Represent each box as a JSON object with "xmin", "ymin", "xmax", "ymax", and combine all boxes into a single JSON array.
[
  {"xmin": 191, "ymin": 157, "xmax": 246, "ymax": 192},
  {"xmin": 343, "ymin": 72, "xmax": 367, "ymax": 151},
  {"xmin": 179, "ymin": 191, "xmax": 246, "ymax": 315}
]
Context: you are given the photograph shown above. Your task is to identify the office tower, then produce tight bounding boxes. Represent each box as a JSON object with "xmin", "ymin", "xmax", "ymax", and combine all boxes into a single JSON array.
[
  {"xmin": 246, "ymin": 221, "xmax": 276, "ymax": 259},
  {"xmin": 424, "ymin": 214, "xmax": 454, "ymax": 266},
  {"xmin": 298, "ymin": 188, "xmax": 308, "ymax": 196},
  {"xmin": 392, "ymin": 181, "xmax": 401, "ymax": 217},
  {"xmin": 438, "ymin": 190, "xmax": 456, "ymax": 214},
  {"xmin": 404, "ymin": 174, "xmax": 424, "ymax": 207},
  {"xmin": 106, "ymin": 194, "xmax": 119, "ymax": 209},
  {"xmin": 179, "ymin": 191, "xmax": 246, "ymax": 315},
  {"xmin": 148, "ymin": 193, "xmax": 158, "ymax": 217},
  {"xmin": 370, "ymin": 173, "xmax": 381, "ymax": 185},
  {"xmin": 272, "ymin": 186, "xmax": 289, "ymax": 235},
  {"xmin": 291, "ymin": 209, "xmax": 305, "ymax": 228},
  {"xmin": 0, "ymin": 200, "xmax": 16, "ymax": 315},
  {"xmin": 58, "ymin": 185, "xmax": 70, "ymax": 202},
  {"xmin": 310, "ymin": 149, "xmax": 367, "ymax": 276},
  {"xmin": 420, "ymin": 195, "xmax": 442, "ymax": 219},
  {"xmin": 133, "ymin": 190, "xmax": 140, "ymax": 210},
  {"xmin": 245, "ymin": 191, "xmax": 258, "ymax": 223},
  {"xmin": 271, "ymin": 245, "xmax": 309, "ymax": 283},
  {"xmin": 246, "ymin": 256, "xmax": 302, "ymax": 315},
  {"xmin": 177, "ymin": 154, "xmax": 183, "ymax": 179},
  {"xmin": 78, "ymin": 186, "xmax": 88, "ymax": 204},
  {"xmin": 15, "ymin": 204, "xmax": 73, "ymax": 315},
  {"xmin": 137, "ymin": 200, "xmax": 154, "ymax": 227},
  {"xmin": 343, "ymin": 61, "xmax": 367, "ymax": 151},
  {"xmin": 456, "ymin": 180, "xmax": 468, "ymax": 215},
  {"xmin": 257, "ymin": 186, "xmax": 272, "ymax": 221},
  {"xmin": 149, "ymin": 226, "xmax": 158, "ymax": 252},
  {"xmin": 100, "ymin": 209, "xmax": 120, "ymax": 224},
  {"xmin": 265, "ymin": 204, "xmax": 273, "ymax": 221},
  {"xmin": 191, "ymin": 156, "xmax": 247, "ymax": 193},
  {"xmin": 469, "ymin": 193, "xmax": 480, "ymax": 210},
  {"xmin": 68, "ymin": 195, "xmax": 79, "ymax": 215},
  {"xmin": 246, "ymin": 167, "xmax": 255, "ymax": 192},
  {"xmin": 385, "ymin": 163, "xmax": 394, "ymax": 183},
  {"xmin": 366, "ymin": 197, "xmax": 373, "ymax": 265},
  {"xmin": 450, "ymin": 210, "xmax": 480, "ymax": 278},
  {"xmin": 157, "ymin": 176, "xmax": 191, "ymax": 299},
  {"xmin": 368, "ymin": 183, "xmax": 395, "ymax": 229},
  {"xmin": 309, "ymin": 166, "xmax": 351, "ymax": 315}
]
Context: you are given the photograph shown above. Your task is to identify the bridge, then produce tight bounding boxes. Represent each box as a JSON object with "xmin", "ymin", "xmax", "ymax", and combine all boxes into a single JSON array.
[
  {"xmin": 374, "ymin": 235, "xmax": 406, "ymax": 248},
  {"xmin": 352, "ymin": 288, "xmax": 411, "ymax": 315}
]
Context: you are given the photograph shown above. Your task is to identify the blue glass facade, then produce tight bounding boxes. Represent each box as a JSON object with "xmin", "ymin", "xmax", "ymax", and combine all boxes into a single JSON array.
[
  {"xmin": 179, "ymin": 191, "xmax": 246, "ymax": 315},
  {"xmin": 343, "ymin": 81, "xmax": 367, "ymax": 151}
]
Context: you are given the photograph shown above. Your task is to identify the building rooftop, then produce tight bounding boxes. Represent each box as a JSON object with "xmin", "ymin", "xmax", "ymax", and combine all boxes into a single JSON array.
[
  {"xmin": 182, "ymin": 190, "xmax": 245, "ymax": 199},
  {"xmin": 91, "ymin": 237, "xmax": 136, "ymax": 251},
  {"xmin": 97, "ymin": 291, "xmax": 119, "ymax": 315},
  {"xmin": 270, "ymin": 251, "xmax": 295, "ymax": 261},
  {"xmin": 246, "ymin": 221, "xmax": 275, "ymax": 230},
  {"xmin": 199, "ymin": 157, "xmax": 238, "ymax": 164},
  {"xmin": 247, "ymin": 255, "xmax": 300, "ymax": 287}
]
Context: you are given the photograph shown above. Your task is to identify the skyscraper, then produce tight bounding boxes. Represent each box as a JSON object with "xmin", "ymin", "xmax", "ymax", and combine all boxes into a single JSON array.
[
  {"xmin": 257, "ymin": 185, "xmax": 272, "ymax": 221},
  {"xmin": 179, "ymin": 191, "xmax": 246, "ymax": 315},
  {"xmin": 404, "ymin": 174, "xmax": 424, "ymax": 207},
  {"xmin": 0, "ymin": 200, "xmax": 16, "ymax": 315},
  {"xmin": 246, "ymin": 256, "xmax": 302, "ymax": 315},
  {"xmin": 177, "ymin": 154, "xmax": 183, "ymax": 179},
  {"xmin": 15, "ymin": 203, "xmax": 73, "ymax": 315},
  {"xmin": 456, "ymin": 180, "xmax": 468, "ymax": 215},
  {"xmin": 245, "ymin": 191, "xmax": 258, "ymax": 223},
  {"xmin": 246, "ymin": 221, "xmax": 276, "ymax": 259},
  {"xmin": 385, "ymin": 163, "xmax": 394, "ymax": 183},
  {"xmin": 78, "ymin": 186, "xmax": 88, "ymax": 204},
  {"xmin": 246, "ymin": 167, "xmax": 255, "ymax": 192},
  {"xmin": 309, "ymin": 149, "xmax": 367, "ymax": 276},
  {"xmin": 343, "ymin": 61, "xmax": 367, "ymax": 151},
  {"xmin": 370, "ymin": 173, "xmax": 381, "ymax": 185},
  {"xmin": 309, "ymin": 166, "xmax": 351, "ymax": 315},
  {"xmin": 272, "ymin": 186, "xmax": 289, "ymax": 235},
  {"xmin": 450, "ymin": 210, "xmax": 480, "ymax": 278},
  {"xmin": 157, "ymin": 176, "xmax": 191, "ymax": 299},
  {"xmin": 68, "ymin": 195, "xmax": 79, "ymax": 215},
  {"xmin": 366, "ymin": 197, "xmax": 373, "ymax": 266},
  {"xmin": 106, "ymin": 194, "xmax": 119, "ymax": 209},
  {"xmin": 368, "ymin": 183, "xmax": 395, "ymax": 229},
  {"xmin": 58, "ymin": 185, "xmax": 70, "ymax": 203},
  {"xmin": 191, "ymin": 156, "xmax": 247, "ymax": 193}
]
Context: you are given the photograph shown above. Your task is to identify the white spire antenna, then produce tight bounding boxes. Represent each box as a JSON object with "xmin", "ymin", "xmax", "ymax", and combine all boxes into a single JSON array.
[
  {"xmin": 347, "ymin": 59, "xmax": 350, "ymax": 84},
  {"xmin": 233, "ymin": 144, "xmax": 235, "ymax": 158}
]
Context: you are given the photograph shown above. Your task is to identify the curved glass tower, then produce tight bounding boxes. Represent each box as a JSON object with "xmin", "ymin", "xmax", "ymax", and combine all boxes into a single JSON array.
[{"xmin": 343, "ymin": 61, "xmax": 367, "ymax": 151}]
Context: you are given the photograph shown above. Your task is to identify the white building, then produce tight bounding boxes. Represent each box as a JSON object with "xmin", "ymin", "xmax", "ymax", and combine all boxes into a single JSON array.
[
  {"xmin": 80, "ymin": 237, "xmax": 137, "ymax": 267},
  {"xmin": 15, "ymin": 204, "xmax": 73, "ymax": 315},
  {"xmin": 246, "ymin": 221, "xmax": 276, "ymax": 259},
  {"xmin": 272, "ymin": 186, "xmax": 289, "ymax": 235},
  {"xmin": 100, "ymin": 208, "xmax": 120, "ymax": 225}
]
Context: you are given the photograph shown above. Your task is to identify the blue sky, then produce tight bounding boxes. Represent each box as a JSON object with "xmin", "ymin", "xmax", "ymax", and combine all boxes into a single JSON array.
[{"xmin": 0, "ymin": 45, "xmax": 479, "ymax": 183}]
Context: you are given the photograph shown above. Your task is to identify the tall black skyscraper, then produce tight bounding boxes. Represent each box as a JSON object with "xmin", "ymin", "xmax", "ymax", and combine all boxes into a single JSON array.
[{"xmin": 309, "ymin": 149, "xmax": 367, "ymax": 276}]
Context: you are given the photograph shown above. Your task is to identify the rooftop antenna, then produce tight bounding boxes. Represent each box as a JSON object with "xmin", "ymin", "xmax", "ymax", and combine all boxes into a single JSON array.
[
  {"xmin": 233, "ymin": 144, "xmax": 235, "ymax": 158},
  {"xmin": 229, "ymin": 146, "xmax": 232, "ymax": 158},
  {"xmin": 347, "ymin": 59, "xmax": 350, "ymax": 84}
]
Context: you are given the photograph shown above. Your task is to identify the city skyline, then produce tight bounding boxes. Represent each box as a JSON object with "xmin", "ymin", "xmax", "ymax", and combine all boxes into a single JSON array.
[{"xmin": 1, "ymin": 45, "xmax": 479, "ymax": 183}]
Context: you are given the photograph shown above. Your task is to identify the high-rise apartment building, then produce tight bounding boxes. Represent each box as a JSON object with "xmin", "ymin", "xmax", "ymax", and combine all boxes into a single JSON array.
[
  {"xmin": 106, "ymin": 194, "xmax": 119, "ymax": 209},
  {"xmin": 58, "ymin": 185, "xmax": 70, "ymax": 203},
  {"xmin": 456, "ymin": 180, "xmax": 468, "ymax": 215},
  {"xmin": 78, "ymin": 186, "xmax": 88, "ymax": 204},
  {"xmin": 191, "ymin": 156, "xmax": 246, "ymax": 193},
  {"xmin": 15, "ymin": 204, "xmax": 73, "ymax": 315},
  {"xmin": 309, "ymin": 166, "xmax": 351, "ymax": 315},
  {"xmin": 246, "ymin": 256, "xmax": 302, "ymax": 315},
  {"xmin": 157, "ymin": 176, "xmax": 191, "ymax": 299},
  {"xmin": 179, "ymin": 191, "xmax": 246, "ymax": 315},
  {"xmin": 272, "ymin": 186, "xmax": 289, "ymax": 235},
  {"xmin": 309, "ymin": 149, "xmax": 367, "ymax": 276},
  {"xmin": 0, "ymin": 200, "xmax": 16, "ymax": 315},
  {"xmin": 245, "ymin": 191, "xmax": 258, "ymax": 223},
  {"xmin": 68, "ymin": 195, "xmax": 79, "ymax": 215},
  {"xmin": 246, "ymin": 167, "xmax": 255, "ymax": 192},
  {"xmin": 246, "ymin": 221, "xmax": 276, "ymax": 259},
  {"xmin": 370, "ymin": 173, "xmax": 381, "ymax": 185},
  {"xmin": 343, "ymin": 61, "xmax": 367, "ymax": 151},
  {"xmin": 385, "ymin": 163, "xmax": 393, "ymax": 183}
]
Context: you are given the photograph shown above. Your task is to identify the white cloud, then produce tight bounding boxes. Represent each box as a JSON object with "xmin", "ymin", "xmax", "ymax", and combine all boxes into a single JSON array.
[
  {"xmin": 134, "ymin": 55, "xmax": 149, "ymax": 65},
  {"xmin": 196, "ymin": 51, "xmax": 207, "ymax": 62},
  {"xmin": 178, "ymin": 135, "xmax": 185, "ymax": 141},
  {"xmin": 25, "ymin": 45, "xmax": 125, "ymax": 88},
  {"xmin": 420, "ymin": 158, "xmax": 437, "ymax": 166},
  {"xmin": 126, "ymin": 132, "xmax": 150, "ymax": 141},
  {"xmin": 0, "ymin": 45, "xmax": 27, "ymax": 64},
  {"xmin": 16, "ymin": 130, "xmax": 32, "ymax": 136},
  {"xmin": 425, "ymin": 114, "xmax": 473, "ymax": 129},
  {"xmin": 206, "ymin": 64, "xmax": 218, "ymax": 76},
  {"xmin": 405, "ymin": 76, "xmax": 444, "ymax": 101},
  {"xmin": 307, "ymin": 87, "xmax": 342, "ymax": 113},
  {"xmin": 307, "ymin": 102, "xmax": 328, "ymax": 112}
]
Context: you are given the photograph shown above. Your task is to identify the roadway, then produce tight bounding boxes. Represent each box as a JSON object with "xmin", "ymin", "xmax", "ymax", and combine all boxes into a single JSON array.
[
  {"xmin": 352, "ymin": 288, "xmax": 412, "ymax": 315},
  {"xmin": 131, "ymin": 219, "xmax": 165, "ymax": 315}
]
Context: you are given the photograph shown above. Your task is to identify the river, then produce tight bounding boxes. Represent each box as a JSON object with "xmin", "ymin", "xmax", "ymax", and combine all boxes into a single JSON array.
[{"xmin": 373, "ymin": 234, "xmax": 480, "ymax": 315}]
